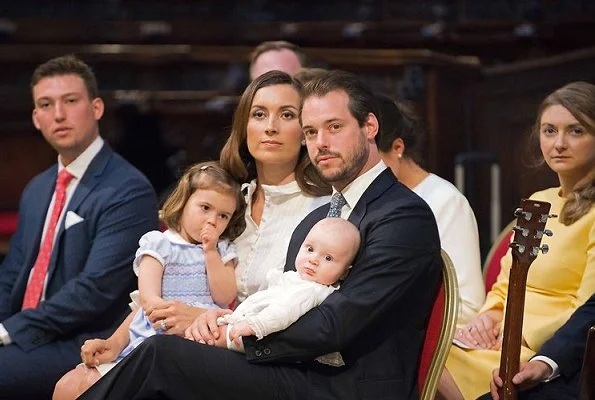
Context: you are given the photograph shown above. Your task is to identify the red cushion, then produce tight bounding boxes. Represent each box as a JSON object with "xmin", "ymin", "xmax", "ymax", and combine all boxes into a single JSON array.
[
  {"xmin": 484, "ymin": 231, "xmax": 513, "ymax": 292},
  {"xmin": 418, "ymin": 281, "xmax": 445, "ymax": 394},
  {"xmin": 0, "ymin": 212, "xmax": 18, "ymax": 236}
]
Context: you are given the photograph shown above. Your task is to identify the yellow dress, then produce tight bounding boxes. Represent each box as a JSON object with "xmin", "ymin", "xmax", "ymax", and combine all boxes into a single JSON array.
[{"xmin": 445, "ymin": 187, "xmax": 595, "ymax": 399}]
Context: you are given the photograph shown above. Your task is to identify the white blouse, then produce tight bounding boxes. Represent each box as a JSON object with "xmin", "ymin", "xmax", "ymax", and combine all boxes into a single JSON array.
[
  {"xmin": 413, "ymin": 173, "xmax": 485, "ymax": 325},
  {"xmin": 234, "ymin": 180, "xmax": 330, "ymax": 302}
]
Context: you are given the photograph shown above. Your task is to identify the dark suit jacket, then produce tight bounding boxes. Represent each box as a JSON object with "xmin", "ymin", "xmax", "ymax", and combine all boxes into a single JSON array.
[
  {"xmin": 0, "ymin": 144, "xmax": 158, "ymax": 352},
  {"xmin": 539, "ymin": 293, "xmax": 595, "ymax": 379},
  {"xmin": 244, "ymin": 169, "xmax": 442, "ymax": 400}
]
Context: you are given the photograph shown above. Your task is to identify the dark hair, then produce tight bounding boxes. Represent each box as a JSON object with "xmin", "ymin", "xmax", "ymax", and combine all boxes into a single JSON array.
[
  {"xmin": 530, "ymin": 81, "xmax": 595, "ymax": 225},
  {"xmin": 300, "ymin": 70, "xmax": 379, "ymax": 128},
  {"xmin": 375, "ymin": 94, "xmax": 426, "ymax": 167},
  {"xmin": 31, "ymin": 55, "xmax": 99, "ymax": 99},
  {"xmin": 219, "ymin": 70, "xmax": 330, "ymax": 197},
  {"xmin": 294, "ymin": 67, "xmax": 328, "ymax": 86},
  {"xmin": 249, "ymin": 40, "xmax": 307, "ymax": 68},
  {"xmin": 161, "ymin": 161, "xmax": 246, "ymax": 241}
]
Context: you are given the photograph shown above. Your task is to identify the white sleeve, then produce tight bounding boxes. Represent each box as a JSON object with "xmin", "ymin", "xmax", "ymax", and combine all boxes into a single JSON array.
[
  {"xmin": 432, "ymin": 193, "xmax": 485, "ymax": 325},
  {"xmin": 132, "ymin": 231, "xmax": 170, "ymax": 275},
  {"xmin": 247, "ymin": 283, "xmax": 334, "ymax": 339}
]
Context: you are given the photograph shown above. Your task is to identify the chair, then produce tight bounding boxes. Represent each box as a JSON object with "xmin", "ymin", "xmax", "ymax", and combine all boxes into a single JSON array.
[
  {"xmin": 0, "ymin": 211, "xmax": 18, "ymax": 257},
  {"xmin": 579, "ymin": 326, "xmax": 595, "ymax": 400},
  {"xmin": 482, "ymin": 220, "xmax": 515, "ymax": 292},
  {"xmin": 418, "ymin": 250, "xmax": 460, "ymax": 400}
]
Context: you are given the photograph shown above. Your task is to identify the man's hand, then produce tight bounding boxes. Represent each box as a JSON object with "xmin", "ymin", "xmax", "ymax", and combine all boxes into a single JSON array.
[
  {"xmin": 184, "ymin": 308, "xmax": 232, "ymax": 348},
  {"xmin": 146, "ymin": 301, "xmax": 205, "ymax": 336},
  {"xmin": 489, "ymin": 360, "xmax": 553, "ymax": 399},
  {"xmin": 80, "ymin": 338, "xmax": 120, "ymax": 367}
]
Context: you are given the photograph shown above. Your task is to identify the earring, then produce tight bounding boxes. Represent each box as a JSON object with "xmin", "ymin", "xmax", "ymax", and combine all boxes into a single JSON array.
[
  {"xmin": 397, "ymin": 153, "xmax": 403, "ymax": 159},
  {"xmin": 301, "ymin": 139, "xmax": 306, "ymax": 146}
]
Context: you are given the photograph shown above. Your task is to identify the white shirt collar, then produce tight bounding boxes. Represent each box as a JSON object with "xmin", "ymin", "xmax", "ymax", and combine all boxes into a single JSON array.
[
  {"xmin": 164, "ymin": 229, "xmax": 200, "ymax": 246},
  {"xmin": 58, "ymin": 136, "xmax": 104, "ymax": 180},
  {"xmin": 336, "ymin": 160, "xmax": 387, "ymax": 211}
]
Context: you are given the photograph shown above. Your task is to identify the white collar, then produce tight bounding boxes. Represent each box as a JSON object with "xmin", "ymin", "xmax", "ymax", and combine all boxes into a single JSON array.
[
  {"xmin": 164, "ymin": 229, "xmax": 200, "ymax": 246},
  {"xmin": 58, "ymin": 136, "xmax": 104, "ymax": 180},
  {"xmin": 242, "ymin": 179, "xmax": 302, "ymax": 205},
  {"xmin": 336, "ymin": 160, "xmax": 386, "ymax": 210}
]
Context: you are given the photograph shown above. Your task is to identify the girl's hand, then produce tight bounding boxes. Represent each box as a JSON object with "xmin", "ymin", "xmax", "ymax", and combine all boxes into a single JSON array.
[
  {"xmin": 455, "ymin": 309, "xmax": 503, "ymax": 349},
  {"xmin": 80, "ymin": 338, "xmax": 120, "ymax": 367},
  {"xmin": 200, "ymin": 224, "xmax": 218, "ymax": 252},
  {"xmin": 146, "ymin": 301, "xmax": 205, "ymax": 336},
  {"xmin": 229, "ymin": 321, "xmax": 255, "ymax": 348}
]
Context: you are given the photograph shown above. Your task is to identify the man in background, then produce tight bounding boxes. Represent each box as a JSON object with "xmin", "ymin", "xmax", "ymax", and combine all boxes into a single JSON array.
[{"xmin": 249, "ymin": 40, "xmax": 305, "ymax": 80}]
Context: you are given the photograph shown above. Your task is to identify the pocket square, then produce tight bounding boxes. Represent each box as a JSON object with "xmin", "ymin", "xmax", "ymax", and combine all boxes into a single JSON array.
[{"xmin": 64, "ymin": 211, "xmax": 84, "ymax": 229}]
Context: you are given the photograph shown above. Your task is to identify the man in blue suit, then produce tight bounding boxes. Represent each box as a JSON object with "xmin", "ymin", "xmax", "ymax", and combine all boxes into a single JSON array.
[
  {"xmin": 0, "ymin": 55, "xmax": 158, "ymax": 399},
  {"xmin": 484, "ymin": 293, "xmax": 595, "ymax": 400}
]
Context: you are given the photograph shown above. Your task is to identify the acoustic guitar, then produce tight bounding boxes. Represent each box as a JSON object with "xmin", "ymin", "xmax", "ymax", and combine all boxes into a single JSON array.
[{"xmin": 498, "ymin": 199, "xmax": 555, "ymax": 400}]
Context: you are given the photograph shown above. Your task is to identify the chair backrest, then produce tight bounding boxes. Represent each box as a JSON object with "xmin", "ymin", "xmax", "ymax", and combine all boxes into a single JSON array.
[
  {"xmin": 482, "ymin": 220, "xmax": 515, "ymax": 292},
  {"xmin": 579, "ymin": 326, "xmax": 595, "ymax": 400},
  {"xmin": 418, "ymin": 250, "xmax": 460, "ymax": 400}
]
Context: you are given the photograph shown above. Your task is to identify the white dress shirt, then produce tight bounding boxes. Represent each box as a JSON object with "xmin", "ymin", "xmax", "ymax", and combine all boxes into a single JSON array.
[
  {"xmin": 333, "ymin": 160, "xmax": 387, "ymax": 220},
  {"xmin": 0, "ymin": 136, "xmax": 104, "ymax": 345},
  {"xmin": 234, "ymin": 179, "xmax": 329, "ymax": 302}
]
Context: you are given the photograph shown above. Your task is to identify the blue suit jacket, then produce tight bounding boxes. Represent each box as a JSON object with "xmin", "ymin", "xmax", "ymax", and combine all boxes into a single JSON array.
[
  {"xmin": 244, "ymin": 169, "xmax": 442, "ymax": 400},
  {"xmin": 539, "ymin": 293, "xmax": 595, "ymax": 379},
  {"xmin": 0, "ymin": 144, "xmax": 158, "ymax": 352}
]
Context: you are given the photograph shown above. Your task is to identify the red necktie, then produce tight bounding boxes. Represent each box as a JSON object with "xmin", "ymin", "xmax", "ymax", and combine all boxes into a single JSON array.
[{"xmin": 22, "ymin": 169, "xmax": 74, "ymax": 310}]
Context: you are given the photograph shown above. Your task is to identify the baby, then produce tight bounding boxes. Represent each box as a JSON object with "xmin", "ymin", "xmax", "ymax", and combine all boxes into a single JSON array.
[{"xmin": 217, "ymin": 217, "xmax": 360, "ymax": 359}]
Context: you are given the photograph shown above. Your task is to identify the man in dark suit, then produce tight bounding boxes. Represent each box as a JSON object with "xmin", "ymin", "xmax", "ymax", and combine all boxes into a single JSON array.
[
  {"xmin": 79, "ymin": 70, "xmax": 441, "ymax": 400},
  {"xmin": 0, "ymin": 55, "xmax": 158, "ymax": 399},
  {"xmin": 483, "ymin": 293, "xmax": 595, "ymax": 400}
]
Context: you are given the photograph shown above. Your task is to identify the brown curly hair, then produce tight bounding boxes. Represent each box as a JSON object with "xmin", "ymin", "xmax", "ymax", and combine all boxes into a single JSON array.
[{"xmin": 160, "ymin": 161, "xmax": 246, "ymax": 240}]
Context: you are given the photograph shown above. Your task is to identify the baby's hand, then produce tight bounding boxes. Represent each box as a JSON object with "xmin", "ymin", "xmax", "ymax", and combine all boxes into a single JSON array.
[
  {"xmin": 201, "ymin": 225, "xmax": 219, "ymax": 251},
  {"xmin": 229, "ymin": 321, "xmax": 255, "ymax": 347}
]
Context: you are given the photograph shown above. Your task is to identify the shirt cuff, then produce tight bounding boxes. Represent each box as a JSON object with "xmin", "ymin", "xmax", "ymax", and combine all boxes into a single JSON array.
[
  {"xmin": 0, "ymin": 323, "xmax": 12, "ymax": 345},
  {"xmin": 531, "ymin": 355, "xmax": 560, "ymax": 381}
]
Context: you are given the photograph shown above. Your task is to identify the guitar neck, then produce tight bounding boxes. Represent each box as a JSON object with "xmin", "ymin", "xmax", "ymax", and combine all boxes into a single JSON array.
[{"xmin": 498, "ymin": 259, "xmax": 530, "ymax": 400}]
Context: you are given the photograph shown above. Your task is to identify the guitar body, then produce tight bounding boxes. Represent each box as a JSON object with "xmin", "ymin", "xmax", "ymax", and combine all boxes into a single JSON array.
[{"xmin": 498, "ymin": 199, "xmax": 554, "ymax": 400}]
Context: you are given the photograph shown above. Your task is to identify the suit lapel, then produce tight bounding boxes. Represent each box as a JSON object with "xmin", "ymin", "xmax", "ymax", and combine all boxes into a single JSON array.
[
  {"xmin": 26, "ymin": 167, "xmax": 58, "ymax": 262},
  {"xmin": 348, "ymin": 169, "xmax": 395, "ymax": 228},
  {"xmin": 48, "ymin": 145, "xmax": 113, "ymax": 276}
]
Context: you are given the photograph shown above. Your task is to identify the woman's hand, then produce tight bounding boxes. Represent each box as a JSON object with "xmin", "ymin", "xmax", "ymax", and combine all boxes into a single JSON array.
[
  {"xmin": 455, "ymin": 309, "xmax": 503, "ymax": 349},
  {"xmin": 185, "ymin": 308, "xmax": 232, "ymax": 348},
  {"xmin": 80, "ymin": 338, "xmax": 120, "ymax": 367},
  {"xmin": 146, "ymin": 301, "xmax": 205, "ymax": 336}
]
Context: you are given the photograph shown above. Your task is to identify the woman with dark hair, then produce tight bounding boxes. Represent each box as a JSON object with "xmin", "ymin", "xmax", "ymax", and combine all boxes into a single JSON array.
[
  {"xmin": 220, "ymin": 71, "xmax": 330, "ymax": 302},
  {"xmin": 376, "ymin": 95, "xmax": 485, "ymax": 327},
  {"xmin": 439, "ymin": 81, "xmax": 595, "ymax": 400},
  {"xmin": 53, "ymin": 71, "xmax": 330, "ymax": 400}
]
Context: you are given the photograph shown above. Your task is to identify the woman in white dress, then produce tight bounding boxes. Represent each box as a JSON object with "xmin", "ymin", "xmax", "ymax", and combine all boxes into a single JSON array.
[
  {"xmin": 53, "ymin": 71, "xmax": 331, "ymax": 400},
  {"xmin": 376, "ymin": 95, "xmax": 485, "ymax": 326}
]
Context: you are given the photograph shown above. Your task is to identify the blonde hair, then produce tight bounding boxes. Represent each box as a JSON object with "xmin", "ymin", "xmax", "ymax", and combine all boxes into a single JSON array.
[
  {"xmin": 161, "ymin": 161, "xmax": 246, "ymax": 240},
  {"xmin": 531, "ymin": 81, "xmax": 595, "ymax": 225}
]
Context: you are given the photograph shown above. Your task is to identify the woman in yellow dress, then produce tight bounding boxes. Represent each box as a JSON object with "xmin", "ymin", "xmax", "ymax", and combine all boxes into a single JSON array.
[{"xmin": 438, "ymin": 81, "xmax": 595, "ymax": 400}]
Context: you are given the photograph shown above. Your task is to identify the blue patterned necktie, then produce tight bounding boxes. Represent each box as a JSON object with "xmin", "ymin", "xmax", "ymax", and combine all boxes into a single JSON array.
[{"xmin": 327, "ymin": 192, "xmax": 347, "ymax": 218}]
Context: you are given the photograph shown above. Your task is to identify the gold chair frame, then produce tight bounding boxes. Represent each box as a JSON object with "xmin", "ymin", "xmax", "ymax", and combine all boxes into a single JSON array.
[{"xmin": 420, "ymin": 249, "xmax": 460, "ymax": 400}]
